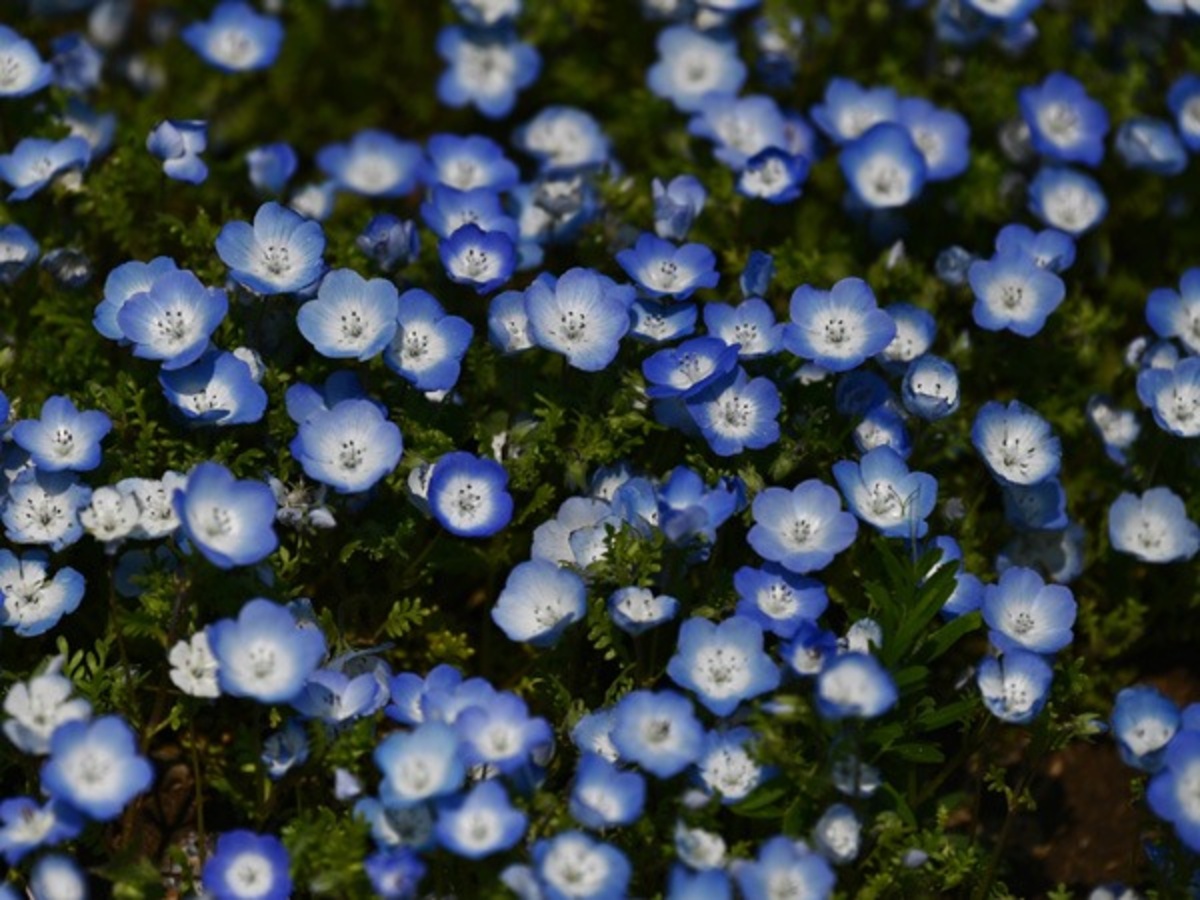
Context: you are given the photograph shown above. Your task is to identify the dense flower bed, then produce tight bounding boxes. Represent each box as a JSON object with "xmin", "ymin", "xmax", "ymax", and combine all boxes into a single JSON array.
[{"xmin": 1, "ymin": 0, "xmax": 1200, "ymax": 897}]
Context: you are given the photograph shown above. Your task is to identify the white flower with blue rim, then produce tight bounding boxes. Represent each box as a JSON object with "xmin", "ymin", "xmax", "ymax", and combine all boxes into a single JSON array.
[
  {"xmin": 94, "ymin": 256, "xmax": 181, "ymax": 342},
  {"xmin": 570, "ymin": 752, "xmax": 645, "ymax": 829},
  {"xmin": 653, "ymin": 175, "xmax": 707, "ymax": 242},
  {"xmin": 646, "ymin": 25, "xmax": 746, "ymax": 113},
  {"xmin": 815, "ymin": 652, "xmax": 898, "ymax": 720},
  {"xmin": 317, "ymin": 129, "xmax": 423, "ymax": 198},
  {"xmin": 0, "ymin": 136, "xmax": 90, "ymax": 202},
  {"xmin": 814, "ymin": 803, "xmax": 861, "ymax": 864},
  {"xmin": 982, "ymin": 565, "xmax": 1076, "ymax": 654},
  {"xmin": 29, "ymin": 855, "xmax": 88, "ymax": 900},
  {"xmin": 182, "ymin": 1, "xmax": 284, "ymax": 73},
  {"xmin": 968, "ymin": 248, "xmax": 1066, "ymax": 337},
  {"xmin": 201, "ymin": 830, "xmax": 293, "ymax": 900},
  {"xmin": 0, "ymin": 223, "xmax": 39, "ymax": 285},
  {"xmin": 897, "ymin": 97, "xmax": 970, "ymax": 181},
  {"xmin": 245, "ymin": 142, "xmax": 297, "ymax": 195},
  {"xmin": 608, "ymin": 586, "xmax": 678, "ymax": 635},
  {"xmin": 525, "ymin": 269, "xmax": 634, "ymax": 372},
  {"xmin": 375, "ymin": 721, "xmax": 465, "ymax": 806},
  {"xmin": 3, "ymin": 470, "xmax": 92, "ymax": 551},
  {"xmin": 696, "ymin": 728, "xmax": 763, "ymax": 804},
  {"xmin": 688, "ymin": 94, "xmax": 788, "ymax": 170},
  {"xmin": 1112, "ymin": 685, "xmax": 1180, "ymax": 773},
  {"xmin": 12, "ymin": 395, "xmax": 111, "ymax": 472},
  {"xmin": 290, "ymin": 398, "xmax": 403, "ymax": 495},
  {"xmin": 0, "ymin": 26, "xmax": 53, "ymax": 97},
  {"xmin": 643, "ymin": 337, "xmax": 740, "ymax": 400},
  {"xmin": 1027, "ymin": 166, "xmax": 1107, "ymax": 236},
  {"xmin": 159, "ymin": 350, "xmax": 268, "ymax": 426},
  {"xmin": 1018, "ymin": 72, "xmax": 1108, "ymax": 167},
  {"xmin": 1115, "ymin": 117, "xmax": 1187, "ymax": 175},
  {"xmin": 174, "ymin": 462, "xmax": 278, "ymax": 569},
  {"xmin": 489, "ymin": 289, "xmax": 535, "ymax": 354},
  {"xmin": 971, "ymin": 400, "xmax": 1061, "ymax": 486},
  {"xmin": 453, "ymin": 692, "xmax": 553, "ymax": 774},
  {"xmin": 832, "ymin": 445, "xmax": 937, "ymax": 539},
  {"xmin": 0, "ymin": 550, "xmax": 84, "ymax": 637},
  {"xmin": 976, "ymin": 649, "xmax": 1053, "ymax": 724},
  {"xmin": 703, "ymin": 297, "xmax": 783, "ymax": 359},
  {"xmin": 783, "ymin": 277, "xmax": 896, "ymax": 373},
  {"xmin": 1137, "ymin": 357, "xmax": 1200, "ymax": 438},
  {"xmin": 384, "ymin": 288, "xmax": 474, "ymax": 392},
  {"xmin": 146, "ymin": 119, "xmax": 208, "ymax": 184},
  {"xmin": 901, "ymin": 355, "xmax": 960, "ymax": 420},
  {"xmin": 734, "ymin": 836, "xmax": 836, "ymax": 900},
  {"xmin": 617, "ymin": 233, "xmax": 719, "ymax": 301},
  {"xmin": 811, "ymin": 77, "xmax": 899, "ymax": 145},
  {"xmin": 421, "ymin": 185, "xmax": 518, "ymax": 241},
  {"xmin": 425, "ymin": 133, "xmax": 519, "ymax": 191},
  {"xmin": 436, "ymin": 26, "xmax": 541, "ymax": 120},
  {"xmin": 439, "ymin": 223, "xmax": 516, "ymax": 295},
  {"xmin": 1168, "ymin": 74, "xmax": 1200, "ymax": 151},
  {"xmin": 515, "ymin": 106, "xmax": 610, "ymax": 173},
  {"xmin": 3, "ymin": 662, "xmax": 91, "ymax": 755},
  {"xmin": 1146, "ymin": 268, "xmax": 1200, "ymax": 356},
  {"xmin": 215, "ymin": 201, "xmax": 326, "ymax": 295},
  {"xmin": 994, "ymin": 223, "xmax": 1076, "ymax": 273},
  {"xmin": 436, "ymin": 780, "xmax": 528, "ymax": 859},
  {"xmin": 1148, "ymin": 730, "xmax": 1200, "ymax": 852},
  {"xmin": 733, "ymin": 564, "xmax": 828, "ymax": 638},
  {"xmin": 41, "ymin": 715, "xmax": 153, "ymax": 820},
  {"xmin": 748, "ymin": 480, "xmax": 858, "ymax": 575},
  {"xmin": 428, "ymin": 451, "xmax": 513, "ymax": 538},
  {"xmin": 1108, "ymin": 487, "xmax": 1199, "ymax": 564},
  {"xmin": 297, "ymin": 269, "xmax": 399, "ymax": 361},
  {"xmin": 610, "ymin": 689, "xmax": 703, "ymax": 778},
  {"xmin": 208, "ymin": 598, "xmax": 326, "ymax": 704},
  {"xmin": 0, "ymin": 797, "xmax": 82, "ymax": 866},
  {"xmin": 492, "ymin": 559, "xmax": 586, "ymax": 647},
  {"xmin": 738, "ymin": 148, "xmax": 809, "ymax": 203},
  {"xmin": 667, "ymin": 615, "xmax": 781, "ymax": 717},
  {"xmin": 840, "ymin": 122, "xmax": 927, "ymax": 209},
  {"xmin": 117, "ymin": 269, "xmax": 228, "ymax": 370},
  {"xmin": 533, "ymin": 830, "xmax": 631, "ymax": 900}
]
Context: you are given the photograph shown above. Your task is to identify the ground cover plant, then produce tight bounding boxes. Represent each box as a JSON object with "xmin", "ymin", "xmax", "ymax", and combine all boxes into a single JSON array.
[{"xmin": 1, "ymin": 0, "xmax": 1200, "ymax": 897}]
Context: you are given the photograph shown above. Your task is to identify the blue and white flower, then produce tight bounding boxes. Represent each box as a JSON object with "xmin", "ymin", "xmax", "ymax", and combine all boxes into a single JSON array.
[
  {"xmin": 94, "ymin": 257, "xmax": 181, "ymax": 342},
  {"xmin": 0, "ymin": 551, "xmax": 85, "ymax": 637},
  {"xmin": 492, "ymin": 559, "xmax": 587, "ymax": 646},
  {"xmin": 1115, "ymin": 117, "xmax": 1187, "ymax": 175},
  {"xmin": 3, "ymin": 470, "xmax": 91, "ymax": 551},
  {"xmin": 159, "ymin": 351, "xmax": 268, "ymax": 426},
  {"xmin": 1019, "ymin": 72, "xmax": 1109, "ymax": 166},
  {"xmin": 901, "ymin": 355, "xmax": 960, "ymax": 420},
  {"xmin": 1148, "ymin": 730, "xmax": 1200, "ymax": 852},
  {"xmin": 688, "ymin": 94, "xmax": 788, "ymax": 170},
  {"xmin": 696, "ymin": 728, "xmax": 763, "ymax": 804},
  {"xmin": 982, "ymin": 565, "xmax": 1076, "ymax": 654},
  {"xmin": 436, "ymin": 26, "xmax": 541, "ymax": 119},
  {"xmin": 733, "ymin": 564, "xmax": 828, "ymax": 638},
  {"xmin": 897, "ymin": 97, "xmax": 970, "ymax": 181},
  {"xmin": 1112, "ymin": 685, "xmax": 1180, "ymax": 773},
  {"xmin": 653, "ymin": 175, "xmax": 707, "ymax": 241},
  {"xmin": 1168, "ymin": 74, "xmax": 1200, "ymax": 152},
  {"xmin": 41, "ymin": 715, "xmax": 154, "ymax": 820},
  {"xmin": 833, "ymin": 445, "xmax": 937, "ymax": 538},
  {"xmin": 290, "ymin": 399, "xmax": 403, "ymax": 494},
  {"xmin": 840, "ymin": 122, "xmax": 928, "ymax": 208},
  {"xmin": 117, "ymin": 269, "xmax": 228, "ymax": 369},
  {"xmin": 0, "ymin": 797, "xmax": 82, "ymax": 866},
  {"xmin": 977, "ymin": 649, "xmax": 1053, "ymax": 724},
  {"xmin": 0, "ymin": 136, "xmax": 90, "ymax": 201},
  {"xmin": 647, "ymin": 26, "xmax": 746, "ymax": 112},
  {"xmin": 1137, "ymin": 357, "xmax": 1200, "ymax": 438},
  {"xmin": 426, "ymin": 133, "xmax": 519, "ymax": 191},
  {"xmin": 297, "ymin": 269, "xmax": 399, "ymax": 361},
  {"xmin": 748, "ymin": 480, "xmax": 858, "ymax": 575},
  {"xmin": 1146, "ymin": 268, "xmax": 1200, "ymax": 356},
  {"xmin": 0, "ymin": 224, "xmax": 39, "ymax": 285},
  {"xmin": 667, "ymin": 615, "xmax": 781, "ymax": 716},
  {"xmin": 12, "ymin": 395, "xmax": 111, "ymax": 472},
  {"xmin": 617, "ymin": 233, "xmax": 719, "ymax": 301},
  {"xmin": 608, "ymin": 587, "xmax": 678, "ymax": 635},
  {"xmin": 209, "ymin": 598, "xmax": 326, "ymax": 703},
  {"xmin": 811, "ymin": 77, "xmax": 899, "ymax": 145},
  {"xmin": 146, "ymin": 119, "xmax": 208, "ymax": 184},
  {"xmin": 610, "ymin": 689, "xmax": 704, "ymax": 778},
  {"xmin": 784, "ymin": 277, "xmax": 896, "ymax": 373},
  {"xmin": 201, "ymin": 830, "xmax": 292, "ymax": 900},
  {"xmin": 734, "ymin": 836, "xmax": 836, "ymax": 900},
  {"xmin": 215, "ymin": 201, "xmax": 326, "ymax": 295},
  {"xmin": 703, "ymin": 298, "xmax": 783, "ymax": 358},
  {"xmin": 1108, "ymin": 487, "xmax": 1199, "ymax": 564},
  {"xmin": 168, "ymin": 630, "xmax": 221, "ymax": 699},
  {"xmin": 971, "ymin": 400, "xmax": 1061, "ymax": 486},
  {"xmin": 0, "ymin": 26, "xmax": 53, "ymax": 97},
  {"xmin": 246, "ymin": 142, "xmax": 297, "ymax": 196},
  {"xmin": 968, "ymin": 248, "xmax": 1066, "ymax": 337},
  {"xmin": 993, "ymin": 223, "xmax": 1076, "ymax": 273},
  {"xmin": 375, "ymin": 721, "xmax": 465, "ymax": 806},
  {"xmin": 436, "ymin": 780, "xmax": 527, "ymax": 859},
  {"xmin": 439, "ymin": 223, "xmax": 516, "ymax": 294},
  {"xmin": 1027, "ymin": 166, "xmax": 1107, "ymax": 236},
  {"xmin": 570, "ymin": 752, "xmax": 645, "ymax": 828},
  {"xmin": 3, "ymin": 662, "xmax": 91, "ymax": 755},
  {"xmin": 532, "ymin": 831, "xmax": 631, "ymax": 900},
  {"xmin": 515, "ymin": 106, "xmax": 611, "ymax": 173},
  {"xmin": 174, "ymin": 462, "xmax": 278, "ymax": 569},
  {"xmin": 427, "ymin": 451, "xmax": 513, "ymax": 538},
  {"xmin": 182, "ymin": 1, "xmax": 284, "ymax": 73},
  {"xmin": 525, "ymin": 269, "xmax": 634, "ymax": 372},
  {"xmin": 318, "ymin": 129, "xmax": 423, "ymax": 198},
  {"xmin": 816, "ymin": 652, "xmax": 897, "ymax": 720}
]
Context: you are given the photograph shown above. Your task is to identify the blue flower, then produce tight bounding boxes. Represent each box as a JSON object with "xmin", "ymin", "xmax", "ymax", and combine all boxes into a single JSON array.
[
  {"xmin": 439, "ymin": 223, "xmax": 516, "ymax": 294},
  {"xmin": 515, "ymin": 106, "xmax": 611, "ymax": 173},
  {"xmin": 901, "ymin": 355, "xmax": 960, "ymax": 419},
  {"xmin": 492, "ymin": 559, "xmax": 586, "ymax": 646},
  {"xmin": 1108, "ymin": 487, "xmax": 1200, "ymax": 564},
  {"xmin": 617, "ymin": 233, "xmax": 719, "ymax": 300},
  {"xmin": 146, "ymin": 120, "xmax": 207, "ymax": 184},
  {"xmin": 0, "ymin": 797, "xmax": 82, "ymax": 865},
  {"xmin": 811, "ymin": 77, "xmax": 900, "ymax": 145},
  {"xmin": 1112, "ymin": 685, "xmax": 1180, "ymax": 773},
  {"xmin": 993, "ymin": 223, "xmax": 1075, "ymax": 273},
  {"xmin": 897, "ymin": 97, "xmax": 970, "ymax": 181},
  {"xmin": 686, "ymin": 368, "xmax": 782, "ymax": 456},
  {"xmin": 533, "ymin": 831, "xmax": 631, "ymax": 900},
  {"xmin": 2, "ymin": 470, "xmax": 91, "ymax": 551},
  {"xmin": 1087, "ymin": 395, "xmax": 1140, "ymax": 466},
  {"xmin": 977, "ymin": 649, "xmax": 1053, "ymax": 724},
  {"xmin": 525, "ymin": 269, "xmax": 634, "ymax": 371},
  {"xmin": 696, "ymin": 728, "xmax": 765, "ymax": 804},
  {"xmin": 658, "ymin": 466, "xmax": 744, "ymax": 546},
  {"xmin": 784, "ymin": 277, "xmax": 896, "ymax": 373},
  {"xmin": 12, "ymin": 395, "xmax": 111, "ymax": 472},
  {"xmin": 610, "ymin": 689, "xmax": 704, "ymax": 777},
  {"xmin": 1167, "ymin": 74, "xmax": 1200, "ymax": 152},
  {"xmin": 182, "ymin": 1, "xmax": 284, "ymax": 73},
  {"xmin": 1146, "ymin": 268, "xmax": 1200, "ymax": 356},
  {"xmin": 647, "ymin": 26, "xmax": 746, "ymax": 112},
  {"xmin": 832, "ymin": 445, "xmax": 937, "ymax": 538},
  {"xmin": 452, "ymin": 0, "xmax": 522, "ymax": 26},
  {"xmin": 246, "ymin": 142, "xmax": 298, "ymax": 195},
  {"xmin": 608, "ymin": 587, "xmax": 678, "ymax": 635},
  {"xmin": 630, "ymin": 299, "xmax": 698, "ymax": 344},
  {"xmin": 748, "ymin": 480, "xmax": 858, "ymax": 575},
  {"xmin": 962, "ymin": 0, "xmax": 1044, "ymax": 21},
  {"xmin": 454, "ymin": 692, "xmax": 553, "ymax": 773},
  {"xmin": 426, "ymin": 133, "xmax": 519, "ymax": 191},
  {"xmin": 570, "ymin": 752, "xmax": 645, "ymax": 828},
  {"xmin": 703, "ymin": 298, "xmax": 783, "ymax": 358},
  {"xmin": 1002, "ymin": 479, "xmax": 1068, "ymax": 531},
  {"xmin": 375, "ymin": 721, "xmax": 465, "ymax": 806},
  {"xmin": 318, "ymin": 129, "xmax": 423, "ymax": 198},
  {"xmin": 117, "ymin": 269, "xmax": 228, "ymax": 369},
  {"xmin": 1115, "ymin": 118, "xmax": 1188, "ymax": 176},
  {"xmin": 971, "ymin": 400, "xmax": 1061, "ymax": 486},
  {"xmin": 489, "ymin": 289, "xmax": 535, "ymax": 353},
  {"xmin": 422, "ymin": 185, "xmax": 518, "ymax": 241},
  {"xmin": 669, "ymin": 867, "xmax": 732, "ymax": 900},
  {"xmin": 290, "ymin": 398, "xmax": 403, "ymax": 495},
  {"xmin": 1019, "ymin": 73, "xmax": 1109, "ymax": 167},
  {"xmin": 689, "ymin": 94, "xmax": 788, "ymax": 170},
  {"xmin": 209, "ymin": 598, "xmax": 326, "ymax": 703},
  {"xmin": 365, "ymin": 848, "xmax": 426, "ymax": 899},
  {"xmin": 1137, "ymin": 356, "xmax": 1200, "ymax": 438},
  {"xmin": 260, "ymin": 720, "xmax": 309, "ymax": 778},
  {"xmin": 734, "ymin": 836, "xmax": 836, "ymax": 900},
  {"xmin": 428, "ymin": 451, "xmax": 513, "ymax": 537},
  {"xmin": 815, "ymin": 652, "xmax": 898, "ymax": 720},
  {"xmin": 357, "ymin": 214, "xmax": 420, "ymax": 272},
  {"xmin": 201, "ymin": 830, "xmax": 292, "ymax": 900},
  {"xmin": 839, "ymin": 122, "xmax": 928, "ymax": 209},
  {"xmin": 28, "ymin": 856, "xmax": 87, "ymax": 900},
  {"xmin": 175, "ymin": 462, "xmax": 278, "ymax": 569},
  {"xmin": 1027, "ymin": 166, "xmax": 1107, "ymax": 236},
  {"xmin": 734, "ymin": 564, "xmax": 828, "ymax": 638},
  {"xmin": 643, "ymin": 337, "xmax": 739, "ymax": 400},
  {"xmin": 0, "ymin": 26, "xmax": 53, "ymax": 97},
  {"xmin": 436, "ymin": 780, "xmax": 527, "ymax": 859},
  {"xmin": 215, "ymin": 201, "xmax": 326, "ymax": 295},
  {"xmin": 0, "ymin": 224, "xmax": 39, "ymax": 285},
  {"xmin": 94, "ymin": 257, "xmax": 181, "ymax": 342},
  {"xmin": 47, "ymin": 34, "xmax": 97, "ymax": 95},
  {"xmin": 41, "ymin": 715, "xmax": 153, "ymax": 820},
  {"xmin": 653, "ymin": 175, "xmax": 708, "ymax": 241},
  {"xmin": 159, "ymin": 351, "xmax": 268, "ymax": 426},
  {"xmin": 0, "ymin": 136, "xmax": 90, "ymax": 201},
  {"xmin": 297, "ymin": 269, "xmax": 399, "ymax": 360},
  {"xmin": 0, "ymin": 550, "xmax": 85, "ymax": 637},
  {"xmin": 982, "ymin": 565, "xmax": 1076, "ymax": 654},
  {"xmin": 667, "ymin": 615, "xmax": 781, "ymax": 716},
  {"xmin": 738, "ymin": 148, "xmax": 809, "ymax": 203},
  {"xmin": 1148, "ymin": 730, "xmax": 1200, "ymax": 852},
  {"xmin": 436, "ymin": 26, "xmax": 541, "ymax": 119}
]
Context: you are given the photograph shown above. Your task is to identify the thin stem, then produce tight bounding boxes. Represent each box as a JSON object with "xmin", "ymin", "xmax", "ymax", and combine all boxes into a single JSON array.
[{"xmin": 189, "ymin": 721, "xmax": 207, "ymax": 864}]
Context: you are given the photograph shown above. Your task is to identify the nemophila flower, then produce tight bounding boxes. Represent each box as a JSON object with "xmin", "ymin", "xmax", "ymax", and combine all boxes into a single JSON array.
[
  {"xmin": 696, "ymin": 728, "xmax": 764, "ymax": 804},
  {"xmin": 1027, "ymin": 166, "xmax": 1107, "ymax": 236},
  {"xmin": 3, "ymin": 470, "xmax": 91, "ymax": 551},
  {"xmin": 740, "ymin": 250, "xmax": 775, "ymax": 298},
  {"xmin": 436, "ymin": 26, "xmax": 540, "ymax": 119},
  {"xmin": 0, "ymin": 26, "xmax": 53, "ymax": 97},
  {"xmin": 1137, "ymin": 357, "xmax": 1200, "ymax": 437},
  {"xmin": 12, "ymin": 395, "xmax": 111, "ymax": 472},
  {"xmin": 182, "ymin": 1, "xmax": 284, "ymax": 73},
  {"xmin": 454, "ymin": 692, "xmax": 553, "ymax": 773},
  {"xmin": 840, "ymin": 122, "xmax": 928, "ymax": 209},
  {"xmin": 168, "ymin": 630, "xmax": 220, "ymax": 698},
  {"xmin": 209, "ymin": 598, "xmax": 326, "ymax": 704},
  {"xmin": 525, "ymin": 268, "xmax": 634, "ymax": 371},
  {"xmin": 380, "ymin": 290, "xmax": 472, "ymax": 392},
  {"xmin": 617, "ymin": 233, "xmax": 719, "ymax": 300},
  {"xmin": 435, "ymin": 780, "xmax": 527, "ymax": 859},
  {"xmin": 489, "ymin": 289, "xmax": 535, "ymax": 353},
  {"xmin": 669, "ymin": 867, "xmax": 733, "ymax": 900},
  {"xmin": 516, "ymin": 106, "xmax": 611, "ymax": 173},
  {"xmin": 813, "ymin": 803, "xmax": 861, "ymax": 865},
  {"xmin": 94, "ymin": 257, "xmax": 181, "ymax": 342},
  {"xmin": 748, "ymin": 480, "xmax": 858, "ymax": 575},
  {"xmin": 994, "ymin": 223, "xmax": 1075, "ymax": 273},
  {"xmin": 292, "ymin": 669, "xmax": 387, "ymax": 726},
  {"xmin": 1002, "ymin": 479, "xmax": 1068, "ymax": 531},
  {"xmin": 571, "ymin": 710, "xmax": 618, "ymax": 762},
  {"xmin": 1086, "ymin": 396, "xmax": 1140, "ymax": 465},
  {"xmin": 897, "ymin": 97, "xmax": 970, "ymax": 181},
  {"xmin": 998, "ymin": 522, "xmax": 1086, "ymax": 585},
  {"xmin": 146, "ymin": 119, "xmax": 207, "ymax": 184},
  {"xmin": 0, "ymin": 223, "xmax": 39, "ymax": 284},
  {"xmin": 260, "ymin": 720, "xmax": 309, "ymax": 779},
  {"xmin": 117, "ymin": 269, "xmax": 228, "ymax": 369},
  {"xmin": 738, "ymin": 147, "xmax": 809, "ymax": 203},
  {"xmin": 1109, "ymin": 488, "xmax": 1199, "ymax": 564},
  {"xmin": 811, "ymin": 78, "xmax": 899, "ymax": 145},
  {"xmin": 977, "ymin": 649, "xmax": 1053, "ymax": 724},
  {"xmin": 452, "ymin": 0, "xmax": 522, "ymax": 25},
  {"xmin": 492, "ymin": 559, "xmax": 586, "ymax": 646},
  {"xmin": 439, "ymin": 223, "xmax": 516, "ymax": 294},
  {"xmin": 971, "ymin": 400, "xmax": 1061, "ymax": 486},
  {"xmin": 1112, "ymin": 686, "xmax": 1180, "ymax": 773},
  {"xmin": 675, "ymin": 821, "xmax": 727, "ymax": 871},
  {"xmin": 1115, "ymin": 118, "xmax": 1187, "ymax": 176},
  {"xmin": 688, "ymin": 94, "xmax": 788, "ymax": 170},
  {"xmin": 686, "ymin": 368, "xmax": 782, "ymax": 456},
  {"xmin": 61, "ymin": 98, "xmax": 117, "ymax": 158},
  {"xmin": 297, "ymin": 269, "xmax": 399, "ymax": 361},
  {"xmin": 1148, "ymin": 730, "xmax": 1200, "ymax": 852},
  {"xmin": 422, "ymin": 186, "xmax": 518, "ymax": 241},
  {"xmin": 733, "ymin": 565, "xmax": 828, "ymax": 638},
  {"xmin": 1168, "ymin": 75, "xmax": 1200, "ymax": 152},
  {"xmin": 658, "ymin": 466, "xmax": 745, "ymax": 545},
  {"xmin": 876, "ymin": 303, "xmax": 935, "ymax": 373},
  {"xmin": 375, "ymin": 721, "xmax": 465, "ymax": 806},
  {"xmin": 1146, "ymin": 269, "xmax": 1200, "ymax": 355},
  {"xmin": 0, "ymin": 797, "xmax": 82, "ymax": 865},
  {"xmin": 532, "ymin": 831, "xmax": 631, "ymax": 900},
  {"xmin": 388, "ymin": 665, "xmax": 464, "ymax": 728},
  {"xmin": 358, "ymin": 214, "xmax": 420, "ymax": 272},
  {"xmin": 643, "ymin": 337, "xmax": 738, "ymax": 400},
  {"xmin": 426, "ymin": 134, "xmax": 519, "ymax": 191},
  {"xmin": 49, "ymin": 33, "xmax": 97, "ymax": 94},
  {"xmin": 653, "ymin": 175, "xmax": 707, "ymax": 242},
  {"xmin": 202, "ymin": 831, "xmax": 292, "ymax": 900},
  {"xmin": 427, "ymin": 451, "xmax": 513, "ymax": 537},
  {"xmin": 0, "ymin": 550, "xmax": 84, "ymax": 637},
  {"xmin": 41, "ymin": 715, "xmax": 153, "ymax": 820},
  {"xmin": 159, "ymin": 351, "xmax": 267, "ymax": 426},
  {"xmin": 833, "ymin": 445, "xmax": 937, "ymax": 538},
  {"xmin": 703, "ymin": 298, "xmax": 783, "ymax": 359},
  {"xmin": 647, "ymin": 26, "xmax": 746, "ymax": 112},
  {"xmin": 784, "ymin": 277, "xmax": 896, "ymax": 373},
  {"xmin": 118, "ymin": 471, "xmax": 187, "ymax": 540},
  {"xmin": 4, "ymin": 663, "xmax": 91, "ymax": 755},
  {"xmin": 630, "ymin": 299, "xmax": 698, "ymax": 344},
  {"xmin": 816, "ymin": 652, "xmax": 898, "ymax": 720},
  {"xmin": 570, "ymin": 752, "xmax": 645, "ymax": 829},
  {"xmin": 289, "ymin": 180, "xmax": 338, "ymax": 221},
  {"xmin": 365, "ymin": 847, "xmax": 427, "ymax": 898},
  {"xmin": 246, "ymin": 142, "xmax": 297, "ymax": 195},
  {"xmin": 531, "ymin": 496, "xmax": 614, "ymax": 564},
  {"xmin": 734, "ymin": 836, "xmax": 836, "ymax": 900},
  {"xmin": 215, "ymin": 201, "xmax": 326, "ymax": 295},
  {"xmin": 0, "ymin": 136, "xmax": 90, "ymax": 201},
  {"xmin": 667, "ymin": 615, "xmax": 780, "ymax": 716},
  {"xmin": 175, "ymin": 462, "xmax": 278, "ymax": 569},
  {"xmin": 608, "ymin": 587, "xmax": 678, "ymax": 635},
  {"xmin": 901, "ymin": 355, "xmax": 960, "ymax": 420},
  {"xmin": 982, "ymin": 565, "xmax": 1076, "ymax": 654},
  {"xmin": 1019, "ymin": 73, "xmax": 1109, "ymax": 166},
  {"xmin": 290, "ymin": 399, "xmax": 403, "ymax": 495},
  {"xmin": 317, "ymin": 129, "xmax": 423, "ymax": 198},
  {"xmin": 28, "ymin": 855, "xmax": 88, "ymax": 900},
  {"xmin": 611, "ymin": 689, "xmax": 703, "ymax": 777}
]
